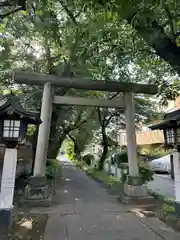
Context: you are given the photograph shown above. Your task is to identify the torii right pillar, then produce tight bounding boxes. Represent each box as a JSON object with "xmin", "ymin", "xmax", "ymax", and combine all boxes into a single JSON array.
[{"xmin": 123, "ymin": 92, "xmax": 153, "ymax": 205}]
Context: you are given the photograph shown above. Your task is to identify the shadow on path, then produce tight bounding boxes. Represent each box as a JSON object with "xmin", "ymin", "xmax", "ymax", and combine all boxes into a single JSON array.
[{"xmin": 31, "ymin": 158, "xmax": 180, "ymax": 240}]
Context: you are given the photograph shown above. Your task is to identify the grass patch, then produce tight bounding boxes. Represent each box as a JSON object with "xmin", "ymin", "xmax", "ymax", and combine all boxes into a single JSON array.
[
  {"xmin": 147, "ymin": 188, "xmax": 175, "ymax": 205},
  {"xmin": 86, "ymin": 168, "xmax": 120, "ymax": 186},
  {"xmin": 71, "ymin": 158, "xmax": 122, "ymax": 194},
  {"xmin": 146, "ymin": 189, "xmax": 180, "ymax": 231},
  {"xmin": 1, "ymin": 213, "xmax": 48, "ymax": 240}
]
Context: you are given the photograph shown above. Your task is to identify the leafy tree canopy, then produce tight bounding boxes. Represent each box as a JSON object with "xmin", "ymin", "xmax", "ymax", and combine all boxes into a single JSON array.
[{"xmin": 0, "ymin": 0, "xmax": 176, "ymax": 159}]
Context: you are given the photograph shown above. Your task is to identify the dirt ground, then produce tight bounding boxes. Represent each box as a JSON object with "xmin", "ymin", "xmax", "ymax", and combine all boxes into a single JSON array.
[{"xmin": 0, "ymin": 213, "xmax": 48, "ymax": 240}]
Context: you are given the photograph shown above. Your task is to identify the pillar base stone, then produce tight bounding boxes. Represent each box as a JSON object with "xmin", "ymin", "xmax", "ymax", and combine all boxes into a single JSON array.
[
  {"xmin": 23, "ymin": 176, "xmax": 52, "ymax": 207},
  {"xmin": 121, "ymin": 176, "xmax": 154, "ymax": 207}
]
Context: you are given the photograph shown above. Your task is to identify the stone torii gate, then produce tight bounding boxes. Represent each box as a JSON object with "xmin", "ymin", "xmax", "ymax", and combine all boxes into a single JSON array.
[{"xmin": 14, "ymin": 72, "xmax": 158, "ymax": 204}]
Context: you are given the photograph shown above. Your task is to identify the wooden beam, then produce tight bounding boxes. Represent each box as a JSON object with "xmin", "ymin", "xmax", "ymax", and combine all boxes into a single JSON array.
[
  {"xmin": 13, "ymin": 72, "xmax": 158, "ymax": 94},
  {"xmin": 53, "ymin": 96, "xmax": 125, "ymax": 109}
]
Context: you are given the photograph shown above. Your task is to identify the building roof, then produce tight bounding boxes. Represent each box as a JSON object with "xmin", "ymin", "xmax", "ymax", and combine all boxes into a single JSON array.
[
  {"xmin": 149, "ymin": 108, "xmax": 180, "ymax": 130},
  {"xmin": 136, "ymin": 130, "xmax": 164, "ymax": 145},
  {"xmin": 0, "ymin": 93, "xmax": 41, "ymax": 125},
  {"xmin": 119, "ymin": 129, "xmax": 164, "ymax": 145}
]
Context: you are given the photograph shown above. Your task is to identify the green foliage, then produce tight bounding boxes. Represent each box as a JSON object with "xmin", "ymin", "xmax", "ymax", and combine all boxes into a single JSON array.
[
  {"xmin": 120, "ymin": 161, "xmax": 154, "ymax": 184},
  {"xmin": 139, "ymin": 145, "xmax": 169, "ymax": 159},
  {"xmin": 72, "ymin": 157, "xmax": 121, "ymax": 190},
  {"xmin": 82, "ymin": 154, "xmax": 95, "ymax": 165},
  {"xmin": 1, "ymin": 0, "xmax": 178, "ymax": 161},
  {"xmin": 147, "ymin": 189, "xmax": 175, "ymax": 204},
  {"xmin": 86, "ymin": 168, "xmax": 121, "ymax": 188},
  {"xmin": 46, "ymin": 159, "xmax": 61, "ymax": 179},
  {"xmin": 111, "ymin": 151, "xmax": 128, "ymax": 167},
  {"xmin": 27, "ymin": 124, "xmax": 36, "ymax": 137},
  {"xmin": 71, "ymin": 158, "xmax": 89, "ymax": 171},
  {"xmin": 120, "ymin": 163, "xmax": 129, "ymax": 182},
  {"xmin": 139, "ymin": 161, "xmax": 154, "ymax": 184},
  {"xmin": 66, "ymin": 141, "xmax": 76, "ymax": 160},
  {"xmin": 161, "ymin": 204, "xmax": 176, "ymax": 217}
]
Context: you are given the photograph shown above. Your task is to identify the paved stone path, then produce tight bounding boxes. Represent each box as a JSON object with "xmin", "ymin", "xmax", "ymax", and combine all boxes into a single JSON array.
[
  {"xmin": 31, "ymin": 158, "xmax": 180, "ymax": 239},
  {"xmin": 147, "ymin": 174, "xmax": 175, "ymax": 199}
]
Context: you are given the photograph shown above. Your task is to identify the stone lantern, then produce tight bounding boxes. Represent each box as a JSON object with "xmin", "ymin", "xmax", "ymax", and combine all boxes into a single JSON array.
[
  {"xmin": 0, "ymin": 93, "xmax": 41, "ymax": 232},
  {"xmin": 151, "ymin": 120, "xmax": 180, "ymax": 148},
  {"xmin": 150, "ymin": 108, "xmax": 180, "ymax": 212}
]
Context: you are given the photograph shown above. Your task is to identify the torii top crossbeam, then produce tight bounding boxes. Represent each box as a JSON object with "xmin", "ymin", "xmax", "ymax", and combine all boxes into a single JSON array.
[{"xmin": 13, "ymin": 72, "xmax": 158, "ymax": 94}]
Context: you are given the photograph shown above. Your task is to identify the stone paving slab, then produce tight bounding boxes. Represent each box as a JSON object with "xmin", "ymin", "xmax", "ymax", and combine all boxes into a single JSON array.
[
  {"xmin": 141, "ymin": 217, "xmax": 180, "ymax": 240},
  {"xmin": 44, "ymin": 215, "xmax": 67, "ymax": 240},
  {"xmin": 147, "ymin": 174, "xmax": 175, "ymax": 199},
  {"xmin": 40, "ymin": 159, "xmax": 180, "ymax": 240},
  {"xmin": 66, "ymin": 212, "xmax": 163, "ymax": 240}
]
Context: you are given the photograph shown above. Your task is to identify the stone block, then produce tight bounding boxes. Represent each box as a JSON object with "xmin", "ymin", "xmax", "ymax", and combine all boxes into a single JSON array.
[
  {"xmin": 121, "ymin": 182, "xmax": 154, "ymax": 206},
  {"xmin": 124, "ymin": 183, "xmax": 148, "ymax": 197},
  {"xmin": 28, "ymin": 176, "xmax": 47, "ymax": 187},
  {"xmin": 121, "ymin": 194, "xmax": 154, "ymax": 206},
  {"xmin": 126, "ymin": 175, "xmax": 142, "ymax": 186},
  {"xmin": 25, "ymin": 184, "xmax": 50, "ymax": 200},
  {"xmin": 22, "ymin": 176, "xmax": 53, "ymax": 207},
  {"xmin": 21, "ymin": 195, "xmax": 52, "ymax": 207}
]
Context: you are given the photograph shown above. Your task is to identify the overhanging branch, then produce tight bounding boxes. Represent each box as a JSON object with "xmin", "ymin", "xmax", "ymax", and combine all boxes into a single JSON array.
[
  {"xmin": 0, "ymin": 6, "xmax": 23, "ymax": 19},
  {"xmin": 58, "ymin": 0, "xmax": 77, "ymax": 25}
]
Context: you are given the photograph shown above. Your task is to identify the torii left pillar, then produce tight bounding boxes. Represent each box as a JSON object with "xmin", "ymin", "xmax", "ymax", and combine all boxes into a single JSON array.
[
  {"xmin": 25, "ymin": 82, "xmax": 53, "ymax": 205},
  {"xmin": 33, "ymin": 82, "xmax": 53, "ymax": 177}
]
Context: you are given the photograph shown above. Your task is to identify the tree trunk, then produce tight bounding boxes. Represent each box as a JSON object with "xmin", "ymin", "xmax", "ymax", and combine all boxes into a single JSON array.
[
  {"xmin": 47, "ymin": 134, "xmax": 66, "ymax": 159},
  {"xmin": 121, "ymin": 4, "xmax": 180, "ymax": 75},
  {"xmin": 47, "ymin": 107, "xmax": 67, "ymax": 158},
  {"xmin": 98, "ymin": 126, "xmax": 108, "ymax": 170},
  {"xmin": 74, "ymin": 141, "xmax": 81, "ymax": 160},
  {"xmin": 137, "ymin": 20, "xmax": 180, "ymax": 75}
]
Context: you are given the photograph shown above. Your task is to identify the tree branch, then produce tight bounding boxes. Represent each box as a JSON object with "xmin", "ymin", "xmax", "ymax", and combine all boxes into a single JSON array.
[
  {"xmin": 162, "ymin": 2, "xmax": 175, "ymax": 41},
  {"xmin": 0, "ymin": 6, "xmax": 23, "ymax": 19},
  {"xmin": 67, "ymin": 132, "xmax": 76, "ymax": 142},
  {"xmin": 58, "ymin": 0, "xmax": 77, "ymax": 25},
  {"xmin": 97, "ymin": 108, "xmax": 103, "ymax": 126},
  {"xmin": 175, "ymin": 31, "xmax": 180, "ymax": 38}
]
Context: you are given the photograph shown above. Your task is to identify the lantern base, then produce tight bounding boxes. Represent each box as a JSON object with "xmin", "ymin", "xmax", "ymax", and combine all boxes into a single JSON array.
[
  {"xmin": 0, "ymin": 208, "xmax": 12, "ymax": 234},
  {"xmin": 121, "ymin": 176, "xmax": 154, "ymax": 206},
  {"xmin": 23, "ymin": 177, "xmax": 52, "ymax": 207}
]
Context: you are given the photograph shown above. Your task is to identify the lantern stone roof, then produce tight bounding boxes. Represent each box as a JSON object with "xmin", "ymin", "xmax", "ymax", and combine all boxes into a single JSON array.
[
  {"xmin": 0, "ymin": 93, "xmax": 41, "ymax": 125},
  {"xmin": 149, "ymin": 109, "xmax": 180, "ymax": 130}
]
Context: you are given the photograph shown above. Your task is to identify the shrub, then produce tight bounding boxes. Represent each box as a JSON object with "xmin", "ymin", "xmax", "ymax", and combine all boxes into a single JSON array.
[
  {"xmin": 161, "ymin": 204, "xmax": 176, "ymax": 216},
  {"xmin": 82, "ymin": 154, "xmax": 95, "ymax": 165},
  {"xmin": 111, "ymin": 151, "xmax": 128, "ymax": 167},
  {"xmin": 46, "ymin": 159, "xmax": 61, "ymax": 179},
  {"xmin": 66, "ymin": 141, "xmax": 76, "ymax": 160},
  {"xmin": 139, "ymin": 145, "xmax": 169, "ymax": 159},
  {"xmin": 139, "ymin": 161, "xmax": 154, "ymax": 184},
  {"xmin": 120, "ymin": 161, "xmax": 154, "ymax": 184}
]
